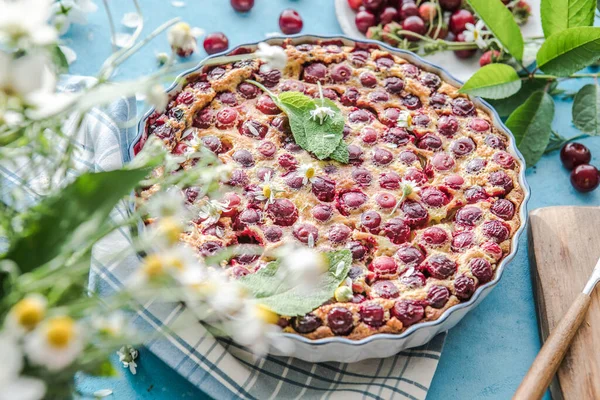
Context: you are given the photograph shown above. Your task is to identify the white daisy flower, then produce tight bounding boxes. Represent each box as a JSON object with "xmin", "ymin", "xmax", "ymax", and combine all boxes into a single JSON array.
[
  {"xmin": 0, "ymin": 0, "xmax": 57, "ymax": 46},
  {"xmin": 4, "ymin": 294, "xmax": 47, "ymax": 336},
  {"xmin": 309, "ymin": 82, "xmax": 336, "ymax": 125},
  {"xmin": 51, "ymin": 0, "xmax": 98, "ymax": 36},
  {"xmin": 147, "ymin": 189, "xmax": 189, "ymax": 221},
  {"xmin": 390, "ymin": 179, "xmax": 421, "ymax": 216},
  {"xmin": 251, "ymin": 172, "xmax": 283, "ymax": 206},
  {"xmin": 92, "ymin": 311, "xmax": 128, "ymax": 338},
  {"xmin": 227, "ymin": 303, "xmax": 293, "ymax": 357},
  {"xmin": 146, "ymin": 83, "xmax": 168, "ymax": 113},
  {"xmin": 117, "ymin": 345, "xmax": 138, "ymax": 375},
  {"xmin": 0, "ymin": 334, "xmax": 46, "ymax": 400},
  {"xmin": 167, "ymin": 22, "xmax": 203, "ymax": 57},
  {"xmin": 278, "ymin": 246, "xmax": 327, "ymax": 288},
  {"xmin": 463, "ymin": 20, "xmax": 489, "ymax": 50},
  {"xmin": 24, "ymin": 316, "xmax": 85, "ymax": 371},
  {"xmin": 396, "ymin": 110, "xmax": 413, "ymax": 130},
  {"xmin": 255, "ymin": 42, "xmax": 287, "ymax": 71},
  {"xmin": 130, "ymin": 245, "xmax": 199, "ymax": 286},
  {"xmin": 298, "ymin": 164, "xmax": 319, "ymax": 185},
  {"xmin": 197, "ymin": 199, "xmax": 230, "ymax": 226}
]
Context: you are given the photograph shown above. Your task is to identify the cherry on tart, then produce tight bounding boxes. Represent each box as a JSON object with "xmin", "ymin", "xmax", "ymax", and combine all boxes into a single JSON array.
[{"xmin": 142, "ymin": 40, "xmax": 525, "ymax": 340}]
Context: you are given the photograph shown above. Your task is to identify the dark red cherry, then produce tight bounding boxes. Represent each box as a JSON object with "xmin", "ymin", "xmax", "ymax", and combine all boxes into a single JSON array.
[
  {"xmin": 200, "ymin": 135, "xmax": 222, "ymax": 153},
  {"xmin": 399, "ymin": 151, "xmax": 418, "ymax": 165},
  {"xmin": 361, "ymin": 210, "xmax": 382, "ymax": 233},
  {"xmin": 266, "ymin": 199, "xmax": 298, "ymax": 227},
  {"xmin": 493, "ymin": 151, "xmax": 515, "ymax": 168},
  {"xmin": 279, "ymin": 9, "xmax": 303, "ymax": 34},
  {"xmin": 402, "ymin": 16, "xmax": 426, "ymax": 41},
  {"xmin": 431, "ymin": 153, "xmax": 455, "ymax": 171},
  {"xmin": 371, "ymin": 256, "xmax": 398, "ymax": 275},
  {"xmin": 371, "ymin": 280, "xmax": 400, "ymax": 299},
  {"xmin": 359, "ymin": 71, "xmax": 378, "ymax": 88},
  {"xmin": 230, "ymin": 0, "xmax": 254, "ymax": 12},
  {"xmin": 293, "ymin": 223, "xmax": 319, "ymax": 244},
  {"xmin": 570, "ymin": 164, "xmax": 599, "ymax": 192},
  {"xmin": 330, "ymin": 63, "xmax": 353, "ymax": 83},
  {"xmin": 328, "ymin": 224, "xmax": 352, "ymax": 243},
  {"xmin": 278, "ymin": 153, "xmax": 298, "ymax": 171},
  {"xmin": 418, "ymin": 133, "xmax": 443, "ymax": 151},
  {"xmin": 348, "ymin": 144, "xmax": 364, "ymax": 163},
  {"xmin": 349, "ymin": 109, "xmax": 374, "ymax": 123},
  {"xmin": 449, "ymin": 9, "xmax": 475, "ymax": 34},
  {"xmin": 466, "ymin": 158, "xmax": 487, "ymax": 174},
  {"xmin": 339, "ymin": 190, "xmax": 368, "ymax": 210},
  {"xmin": 348, "ymin": 240, "xmax": 368, "ymax": 260},
  {"xmin": 203, "ymin": 32, "xmax": 229, "ymax": 55},
  {"xmin": 360, "ymin": 304, "xmax": 385, "ymax": 327},
  {"xmin": 451, "ymin": 137, "xmax": 476, "ymax": 157},
  {"xmin": 383, "ymin": 127, "xmax": 412, "ymax": 146},
  {"xmin": 455, "ymin": 206, "xmax": 483, "ymax": 226},
  {"xmin": 293, "ymin": 313, "xmax": 322, "ymax": 333},
  {"xmin": 422, "ymin": 227, "xmax": 448, "ymax": 246},
  {"xmin": 470, "ymin": 258, "xmax": 493, "ymax": 284},
  {"xmin": 420, "ymin": 187, "xmax": 449, "ymax": 208},
  {"xmin": 373, "ymin": 147, "xmax": 394, "ymax": 165},
  {"xmin": 228, "ymin": 169, "xmax": 249, "ymax": 187},
  {"xmin": 444, "ymin": 174, "xmax": 464, "ymax": 189},
  {"xmin": 425, "ymin": 254, "xmax": 457, "ymax": 279},
  {"xmin": 430, "ymin": 92, "xmax": 448, "ymax": 109},
  {"xmin": 400, "ymin": 270, "xmax": 427, "ymax": 288},
  {"xmin": 353, "ymin": 167, "xmax": 373, "ymax": 186},
  {"xmin": 402, "ymin": 200, "xmax": 428, "ymax": 227},
  {"xmin": 454, "ymin": 275, "xmax": 476, "ymax": 300},
  {"xmin": 489, "ymin": 171, "xmax": 514, "ymax": 194},
  {"xmin": 482, "ymin": 220, "xmax": 510, "ymax": 242},
  {"xmin": 341, "ymin": 87, "xmax": 360, "ymax": 106},
  {"xmin": 312, "ymin": 176, "xmax": 336, "ymax": 202},
  {"xmin": 257, "ymin": 141, "xmax": 276, "ymax": 158},
  {"xmin": 465, "ymin": 186, "xmax": 488, "ymax": 203},
  {"xmin": 420, "ymin": 73, "xmax": 441, "ymax": 90},
  {"xmin": 439, "ymin": 0, "xmax": 462, "ymax": 11},
  {"xmin": 350, "ymin": 49, "xmax": 370, "ymax": 66},
  {"xmin": 369, "ymin": 90, "xmax": 390, "ymax": 103},
  {"xmin": 233, "ymin": 149, "xmax": 254, "ymax": 167},
  {"xmin": 361, "ymin": 127, "xmax": 378, "ymax": 144},
  {"xmin": 375, "ymin": 192, "xmax": 397, "ymax": 209},
  {"xmin": 384, "ymin": 77, "xmax": 405, "ymax": 94},
  {"xmin": 485, "ymin": 134, "xmax": 507, "ymax": 150},
  {"xmin": 362, "ymin": 0, "xmax": 384, "ymax": 11},
  {"xmin": 454, "ymin": 32, "xmax": 477, "ymax": 59},
  {"xmin": 452, "ymin": 97, "xmax": 476, "ymax": 116},
  {"xmin": 237, "ymin": 82, "xmax": 259, "ymax": 99},
  {"xmin": 327, "ymin": 307, "xmax": 354, "ymax": 335},
  {"xmin": 199, "ymin": 241, "xmax": 222, "ymax": 256},
  {"xmin": 256, "ymin": 95, "xmax": 281, "ymax": 115},
  {"xmin": 237, "ymin": 208, "xmax": 261, "ymax": 226},
  {"xmin": 218, "ymin": 91, "xmax": 237, "ymax": 106},
  {"xmin": 215, "ymin": 107, "xmax": 238, "ymax": 129},
  {"xmin": 402, "ymin": 94, "xmax": 422, "ymax": 110},
  {"xmin": 491, "ymin": 199, "xmax": 515, "ymax": 220},
  {"xmin": 396, "ymin": 244, "xmax": 425, "ymax": 267},
  {"xmin": 355, "ymin": 10, "xmax": 377, "ymax": 33},
  {"xmin": 383, "ymin": 218, "xmax": 411, "ymax": 244},
  {"xmin": 239, "ymin": 120, "xmax": 267, "ymax": 139},
  {"xmin": 400, "ymin": 1, "xmax": 419, "ymax": 19},
  {"xmin": 312, "ymin": 204, "xmax": 333, "ymax": 223},
  {"xmin": 303, "ymin": 63, "xmax": 327, "ymax": 84},
  {"xmin": 561, "ymin": 142, "xmax": 592, "ymax": 170},
  {"xmin": 438, "ymin": 115, "xmax": 459, "ymax": 137},
  {"xmin": 469, "ymin": 118, "xmax": 490, "ymax": 132},
  {"xmin": 392, "ymin": 300, "xmax": 424, "ymax": 326},
  {"xmin": 452, "ymin": 231, "xmax": 475, "ymax": 252},
  {"xmin": 428, "ymin": 286, "xmax": 450, "ymax": 308}
]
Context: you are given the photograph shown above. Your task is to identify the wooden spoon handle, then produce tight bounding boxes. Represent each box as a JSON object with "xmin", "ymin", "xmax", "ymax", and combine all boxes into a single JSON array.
[{"xmin": 514, "ymin": 292, "xmax": 592, "ymax": 400}]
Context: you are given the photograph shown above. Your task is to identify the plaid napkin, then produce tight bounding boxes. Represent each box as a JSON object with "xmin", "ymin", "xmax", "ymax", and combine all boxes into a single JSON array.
[{"xmin": 3, "ymin": 76, "xmax": 446, "ymax": 400}]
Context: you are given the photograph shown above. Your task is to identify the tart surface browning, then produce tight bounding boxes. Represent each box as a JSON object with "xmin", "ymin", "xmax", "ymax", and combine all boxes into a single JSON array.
[{"xmin": 140, "ymin": 39, "xmax": 524, "ymax": 340}]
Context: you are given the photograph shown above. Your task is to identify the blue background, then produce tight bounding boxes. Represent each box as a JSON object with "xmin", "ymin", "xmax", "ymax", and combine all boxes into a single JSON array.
[{"xmin": 69, "ymin": 1, "xmax": 599, "ymax": 398}]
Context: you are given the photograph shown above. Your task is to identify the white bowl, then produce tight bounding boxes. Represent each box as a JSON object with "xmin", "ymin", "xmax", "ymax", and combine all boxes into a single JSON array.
[{"xmin": 133, "ymin": 35, "xmax": 531, "ymax": 362}]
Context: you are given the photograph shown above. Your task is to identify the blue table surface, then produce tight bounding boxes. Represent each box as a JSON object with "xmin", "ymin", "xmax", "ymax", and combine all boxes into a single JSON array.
[{"xmin": 70, "ymin": 1, "xmax": 599, "ymax": 398}]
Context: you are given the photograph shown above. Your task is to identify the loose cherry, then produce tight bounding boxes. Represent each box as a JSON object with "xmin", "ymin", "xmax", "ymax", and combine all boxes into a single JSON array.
[
  {"xmin": 449, "ymin": 9, "xmax": 475, "ymax": 35},
  {"xmin": 560, "ymin": 142, "xmax": 592, "ymax": 170},
  {"xmin": 355, "ymin": 10, "xmax": 377, "ymax": 33},
  {"xmin": 402, "ymin": 16, "xmax": 426, "ymax": 41},
  {"xmin": 453, "ymin": 32, "xmax": 476, "ymax": 59},
  {"xmin": 570, "ymin": 164, "xmax": 600, "ymax": 192},
  {"xmin": 279, "ymin": 9, "xmax": 303, "ymax": 34},
  {"xmin": 203, "ymin": 32, "xmax": 229, "ymax": 55},
  {"xmin": 230, "ymin": 0, "xmax": 254, "ymax": 12}
]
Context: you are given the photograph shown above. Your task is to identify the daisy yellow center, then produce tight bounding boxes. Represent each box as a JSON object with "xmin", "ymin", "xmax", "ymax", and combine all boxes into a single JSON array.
[
  {"xmin": 46, "ymin": 317, "xmax": 76, "ymax": 349},
  {"xmin": 474, "ymin": 30, "xmax": 479, "ymax": 40},
  {"xmin": 12, "ymin": 298, "xmax": 45, "ymax": 330},
  {"xmin": 159, "ymin": 217, "xmax": 182, "ymax": 244},
  {"xmin": 190, "ymin": 281, "xmax": 216, "ymax": 295},
  {"xmin": 165, "ymin": 256, "xmax": 185, "ymax": 270},
  {"xmin": 305, "ymin": 167, "xmax": 315, "ymax": 179},
  {"xmin": 142, "ymin": 254, "xmax": 165, "ymax": 278},
  {"xmin": 255, "ymin": 304, "xmax": 279, "ymax": 325},
  {"xmin": 262, "ymin": 185, "xmax": 272, "ymax": 199},
  {"xmin": 174, "ymin": 22, "xmax": 191, "ymax": 34}
]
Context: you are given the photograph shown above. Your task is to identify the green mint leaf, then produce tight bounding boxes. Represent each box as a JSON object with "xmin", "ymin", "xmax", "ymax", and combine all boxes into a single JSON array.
[
  {"xmin": 488, "ymin": 79, "xmax": 556, "ymax": 117},
  {"xmin": 467, "ymin": 0, "xmax": 524, "ymax": 61},
  {"xmin": 506, "ymin": 91, "xmax": 555, "ymax": 166},
  {"xmin": 572, "ymin": 83, "xmax": 600, "ymax": 135},
  {"xmin": 239, "ymin": 250, "xmax": 352, "ymax": 316},
  {"xmin": 304, "ymin": 98, "xmax": 345, "ymax": 159},
  {"xmin": 50, "ymin": 45, "xmax": 69, "ymax": 74},
  {"xmin": 459, "ymin": 64, "xmax": 522, "ymax": 99},
  {"xmin": 278, "ymin": 92, "xmax": 312, "ymax": 149},
  {"xmin": 541, "ymin": 0, "xmax": 595, "ymax": 38},
  {"xmin": 536, "ymin": 27, "xmax": 600, "ymax": 77},
  {"xmin": 330, "ymin": 140, "xmax": 350, "ymax": 164}
]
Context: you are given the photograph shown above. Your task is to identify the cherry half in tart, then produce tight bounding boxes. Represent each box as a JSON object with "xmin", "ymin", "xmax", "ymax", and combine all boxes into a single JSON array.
[{"xmin": 141, "ymin": 39, "xmax": 525, "ymax": 340}]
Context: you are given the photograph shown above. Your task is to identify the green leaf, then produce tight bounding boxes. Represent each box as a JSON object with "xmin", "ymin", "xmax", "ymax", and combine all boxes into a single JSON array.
[
  {"xmin": 488, "ymin": 79, "xmax": 556, "ymax": 117},
  {"xmin": 506, "ymin": 91, "xmax": 555, "ymax": 166},
  {"xmin": 278, "ymin": 91, "xmax": 313, "ymax": 148},
  {"xmin": 239, "ymin": 250, "xmax": 352, "ymax": 316},
  {"xmin": 330, "ymin": 140, "xmax": 350, "ymax": 164},
  {"xmin": 83, "ymin": 359, "xmax": 119, "ymax": 377},
  {"xmin": 2, "ymin": 168, "xmax": 150, "ymax": 273},
  {"xmin": 536, "ymin": 27, "xmax": 600, "ymax": 76},
  {"xmin": 467, "ymin": 0, "xmax": 525, "ymax": 61},
  {"xmin": 572, "ymin": 84, "xmax": 600, "ymax": 135},
  {"xmin": 541, "ymin": 0, "xmax": 596, "ymax": 38},
  {"xmin": 50, "ymin": 45, "xmax": 69, "ymax": 74},
  {"xmin": 459, "ymin": 64, "xmax": 522, "ymax": 99},
  {"xmin": 304, "ymin": 98, "xmax": 345, "ymax": 159}
]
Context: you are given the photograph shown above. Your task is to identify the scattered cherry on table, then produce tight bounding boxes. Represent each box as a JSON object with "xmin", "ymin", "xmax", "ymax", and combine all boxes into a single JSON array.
[
  {"xmin": 570, "ymin": 164, "xmax": 600, "ymax": 193},
  {"xmin": 279, "ymin": 9, "xmax": 303, "ymax": 35},
  {"xmin": 560, "ymin": 142, "xmax": 592, "ymax": 170},
  {"xmin": 230, "ymin": 0, "xmax": 254, "ymax": 12},
  {"xmin": 203, "ymin": 32, "xmax": 229, "ymax": 55}
]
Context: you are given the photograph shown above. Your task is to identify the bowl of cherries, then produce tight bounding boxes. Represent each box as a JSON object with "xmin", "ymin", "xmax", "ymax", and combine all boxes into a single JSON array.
[
  {"xmin": 335, "ymin": 0, "xmax": 541, "ymax": 82},
  {"xmin": 560, "ymin": 142, "xmax": 600, "ymax": 193}
]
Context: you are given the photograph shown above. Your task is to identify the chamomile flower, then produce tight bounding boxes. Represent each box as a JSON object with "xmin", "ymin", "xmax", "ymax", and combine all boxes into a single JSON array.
[
  {"xmin": 24, "ymin": 316, "xmax": 85, "ymax": 371},
  {"xmin": 0, "ymin": 0, "xmax": 57, "ymax": 46},
  {"xmin": 131, "ymin": 245, "xmax": 198, "ymax": 286},
  {"xmin": 255, "ymin": 42, "xmax": 287, "ymax": 72},
  {"xmin": 167, "ymin": 22, "xmax": 204, "ymax": 57},
  {"xmin": 396, "ymin": 110, "xmax": 412, "ymax": 130},
  {"xmin": 251, "ymin": 172, "xmax": 283, "ymax": 206},
  {"xmin": 463, "ymin": 20, "xmax": 489, "ymax": 50},
  {"xmin": 147, "ymin": 189, "xmax": 189, "ymax": 221},
  {"xmin": 298, "ymin": 164, "xmax": 319, "ymax": 185},
  {"xmin": 4, "ymin": 294, "xmax": 47, "ymax": 335},
  {"xmin": 146, "ymin": 83, "xmax": 168, "ymax": 113},
  {"xmin": 389, "ymin": 179, "xmax": 421, "ymax": 215},
  {"xmin": 117, "ymin": 345, "xmax": 138, "ymax": 375},
  {"xmin": 227, "ymin": 303, "xmax": 293, "ymax": 357},
  {"xmin": 197, "ymin": 199, "xmax": 230, "ymax": 226},
  {"xmin": 92, "ymin": 311, "xmax": 128, "ymax": 338},
  {"xmin": 0, "ymin": 334, "xmax": 46, "ymax": 400},
  {"xmin": 278, "ymin": 246, "xmax": 327, "ymax": 288},
  {"xmin": 310, "ymin": 82, "xmax": 336, "ymax": 125}
]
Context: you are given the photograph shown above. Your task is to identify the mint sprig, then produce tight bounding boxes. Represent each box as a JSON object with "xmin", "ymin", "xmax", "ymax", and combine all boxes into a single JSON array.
[
  {"xmin": 238, "ymin": 249, "xmax": 352, "ymax": 316},
  {"xmin": 248, "ymin": 80, "xmax": 348, "ymax": 163}
]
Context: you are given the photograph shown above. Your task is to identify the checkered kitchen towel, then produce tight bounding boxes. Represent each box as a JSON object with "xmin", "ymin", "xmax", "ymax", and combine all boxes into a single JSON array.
[{"xmin": 2, "ymin": 76, "xmax": 446, "ymax": 400}]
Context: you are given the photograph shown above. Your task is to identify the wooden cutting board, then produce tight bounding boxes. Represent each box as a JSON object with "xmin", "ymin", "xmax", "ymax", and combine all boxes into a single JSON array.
[{"xmin": 529, "ymin": 206, "xmax": 600, "ymax": 400}]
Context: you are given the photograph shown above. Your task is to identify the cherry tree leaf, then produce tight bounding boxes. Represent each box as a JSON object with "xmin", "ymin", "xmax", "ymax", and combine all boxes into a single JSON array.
[
  {"xmin": 459, "ymin": 64, "xmax": 522, "ymax": 99},
  {"xmin": 572, "ymin": 83, "xmax": 600, "ymax": 135},
  {"xmin": 467, "ymin": 0, "xmax": 524, "ymax": 61},
  {"xmin": 541, "ymin": 0, "xmax": 596, "ymax": 38},
  {"xmin": 506, "ymin": 91, "xmax": 555, "ymax": 166},
  {"xmin": 536, "ymin": 27, "xmax": 600, "ymax": 76}
]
